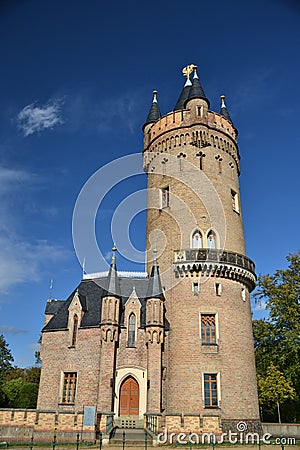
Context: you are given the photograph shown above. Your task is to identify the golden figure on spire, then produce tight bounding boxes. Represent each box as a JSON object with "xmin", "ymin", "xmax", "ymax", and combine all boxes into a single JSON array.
[{"xmin": 182, "ymin": 64, "xmax": 196, "ymax": 79}]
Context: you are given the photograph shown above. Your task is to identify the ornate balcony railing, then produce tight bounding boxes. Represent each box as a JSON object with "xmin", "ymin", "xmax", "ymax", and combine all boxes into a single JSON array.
[{"xmin": 174, "ymin": 248, "xmax": 255, "ymax": 275}]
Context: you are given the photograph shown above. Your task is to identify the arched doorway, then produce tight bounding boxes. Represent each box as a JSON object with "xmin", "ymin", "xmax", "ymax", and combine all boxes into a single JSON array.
[{"xmin": 119, "ymin": 376, "xmax": 139, "ymax": 416}]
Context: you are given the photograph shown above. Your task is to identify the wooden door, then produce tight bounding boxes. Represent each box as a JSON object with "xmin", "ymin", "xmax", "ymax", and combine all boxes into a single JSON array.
[{"xmin": 119, "ymin": 376, "xmax": 139, "ymax": 416}]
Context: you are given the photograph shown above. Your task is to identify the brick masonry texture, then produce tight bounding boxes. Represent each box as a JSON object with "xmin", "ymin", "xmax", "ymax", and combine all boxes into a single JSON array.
[{"xmin": 0, "ymin": 76, "xmax": 260, "ymax": 441}]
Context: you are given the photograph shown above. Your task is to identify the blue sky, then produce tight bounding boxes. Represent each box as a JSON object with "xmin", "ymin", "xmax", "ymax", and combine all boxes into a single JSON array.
[{"xmin": 0, "ymin": 0, "xmax": 299, "ymax": 367}]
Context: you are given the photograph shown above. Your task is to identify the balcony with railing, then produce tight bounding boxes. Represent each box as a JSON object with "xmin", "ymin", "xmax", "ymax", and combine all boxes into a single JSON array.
[{"xmin": 174, "ymin": 248, "xmax": 256, "ymax": 290}]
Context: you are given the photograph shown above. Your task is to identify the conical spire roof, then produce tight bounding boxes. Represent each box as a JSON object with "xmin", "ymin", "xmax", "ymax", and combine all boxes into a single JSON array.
[
  {"xmin": 220, "ymin": 95, "xmax": 233, "ymax": 124},
  {"xmin": 185, "ymin": 67, "xmax": 210, "ymax": 108},
  {"xmin": 146, "ymin": 254, "xmax": 164, "ymax": 300},
  {"xmin": 142, "ymin": 90, "xmax": 161, "ymax": 130},
  {"xmin": 174, "ymin": 78, "xmax": 192, "ymax": 111},
  {"xmin": 103, "ymin": 246, "xmax": 121, "ymax": 297}
]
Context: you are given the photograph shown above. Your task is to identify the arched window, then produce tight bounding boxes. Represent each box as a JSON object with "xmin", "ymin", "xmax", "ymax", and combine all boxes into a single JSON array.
[
  {"xmin": 207, "ymin": 230, "xmax": 216, "ymax": 249},
  {"xmin": 72, "ymin": 314, "xmax": 78, "ymax": 346},
  {"xmin": 192, "ymin": 230, "xmax": 202, "ymax": 249},
  {"xmin": 128, "ymin": 313, "xmax": 136, "ymax": 347}
]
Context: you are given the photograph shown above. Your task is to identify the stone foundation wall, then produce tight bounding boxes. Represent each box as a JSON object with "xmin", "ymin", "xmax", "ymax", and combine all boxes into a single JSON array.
[{"xmin": 0, "ymin": 409, "xmax": 108, "ymax": 442}]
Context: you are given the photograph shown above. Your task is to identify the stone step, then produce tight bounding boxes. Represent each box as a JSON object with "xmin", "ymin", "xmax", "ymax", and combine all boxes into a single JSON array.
[{"xmin": 110, "ymin": 428, "xmax": 152, "ymax": 446}]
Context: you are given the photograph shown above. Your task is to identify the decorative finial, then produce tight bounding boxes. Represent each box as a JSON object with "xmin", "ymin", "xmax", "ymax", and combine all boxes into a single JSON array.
[
  {"xmin": 152, "ymin": 90, "xmax": 158, "ymax": 103},
  {"xmin": 153, "ymin": 248, "xmax": 157, "ymax": 263},
  {"xmin": 193, "ymin": 65, "xmax": 199, "ymax": 79},
  {"xmin": 49, "ymin": 279, "xmax": 53, "ymax": 300},
  {"xmin": 182, "ymin": 64, "xmax": 196, "ymax": 80},
  {"xmin": 220, "ymin": 95, "xmax": 226, "ymax": 108},
  {"xmin": 112, "ymin": 244, "xmax": 117, "ymax": 252}
]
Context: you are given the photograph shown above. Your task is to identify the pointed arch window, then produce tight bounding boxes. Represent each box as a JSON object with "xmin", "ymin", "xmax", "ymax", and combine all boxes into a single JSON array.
[
  {"xmin": 72, "ymin": 314, "xmax": 78, "ymax": 346},
  {"xmin": 192, "ymin": 230, "xmax": 202, "ymax": 249},
  {"xmin": 207, "ymin": 230, "xmax": 216, "ymax": 249},
  {"xmin": 128, "ymin": 313, "xmax": 136, "ymax": 347}
]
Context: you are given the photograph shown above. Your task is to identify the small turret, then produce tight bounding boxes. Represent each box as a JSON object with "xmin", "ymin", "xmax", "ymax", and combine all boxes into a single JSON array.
[
  {"xmin": 104, "ymin": 246, "xmax": 120, "ymax": 298},
  {"xmin": 174, "ymin": 78, "xmax": 192, "ymax": 111},
  {"xmin": 142, "ymin": 90, "xmax": 161, "ymax": 130},
  {"xmin": 146, "ymin": 254, "xmax": 164, "ymax": 300},
  {"xmin": 100, "ymin": 246, "xmax": 121, "ymax": 342},
  {"xmin": 220, "ymin": 95, "xmax": 233, "ymax": 124},
  {"xmin": 185, "ymin": 66, "xmax": 210, "ymax": 108}
]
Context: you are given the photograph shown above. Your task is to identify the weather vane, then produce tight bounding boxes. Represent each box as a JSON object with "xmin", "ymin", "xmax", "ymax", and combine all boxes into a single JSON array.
[{"xmin": 182, "ymin": 64, "xmax": 196, "ymax": 79}]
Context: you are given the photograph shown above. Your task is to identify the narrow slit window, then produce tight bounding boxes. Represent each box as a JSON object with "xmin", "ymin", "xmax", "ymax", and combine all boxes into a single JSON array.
[
  {"xmin": 215, "ymin": 283, "xmax": 222, "ymax": 296},
  {"xmin": 161, "ymin": 187, "xmax": 169, "ymax": 208},
  {"xmin": 128, "ymin": 313, "xmax": 136, "ymax": 347},
  {"xmin": 72, "ymin": 314, "xmax": 78, "ymax": 346},
  {"xmin": 231, "ymin": 189, "xmax": 239, "ymax": 213},
  {"xmin": 193, "ymin": 283, "xmax": 199, "ymax": 296}
]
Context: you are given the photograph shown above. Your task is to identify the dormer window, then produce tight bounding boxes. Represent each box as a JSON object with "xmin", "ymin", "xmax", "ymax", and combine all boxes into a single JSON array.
[{"xmin": 128, "ymin": 313, "xmax": 136, "ymax": 347}]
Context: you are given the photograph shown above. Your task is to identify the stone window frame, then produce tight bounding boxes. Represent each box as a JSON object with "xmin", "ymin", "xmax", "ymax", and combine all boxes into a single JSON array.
[
  {"xmin": 231, "ymin": 189, "xmax": 240, "ymax": 213},
  {"xmin": 160, "ymin": 186, "xmax": 169, "ymax": 209},
  {"xmin": 127, "ymin": 312, "xmax": 136, "ymax": 347},
  {"xmin": 200, "ymin": 314, "xmax": 217, "ymax": 345},
  {"xmin": 71, "ymin": 314, "xmax": 79, "ymax": 347},
  {"xmin": 191, "ymin": 228, "xmax": 204, "ymax": 249},
  {"xmin": 203, "ymin": 373, "xmax": 220, "ymax": 408},
  {"xmin": 61, "ymin": 372, "xmax": 77, "ymax": 404}
]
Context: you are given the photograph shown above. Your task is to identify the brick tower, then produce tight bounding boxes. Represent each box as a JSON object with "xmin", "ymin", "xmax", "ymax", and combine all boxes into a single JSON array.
[{"xmin": 143, "ymin": 65, "xmax": 260, "ymax": 435}]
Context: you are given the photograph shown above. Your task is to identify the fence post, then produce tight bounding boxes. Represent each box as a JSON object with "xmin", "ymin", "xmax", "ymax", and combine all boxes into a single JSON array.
[
  {"xmin": 211, "ymin": 432, "xmax": 215, "ymax": 450},
  {"xmin": 52, "ymin": 431, "xmax": 57, "ymax": 450},
  {"xmin": 76, "ymin": 433, "xmax": 80, "ymax": 450},
  {"xmin": 144, "ymin": 430, "xmax": 148, "ymax": 450},
  {"xmin": 99, "ymin": 431, "xmax": 102, "ymax": 450},
  {"xmin": 29, "ymin": 434, "xmax": 34, "ymax": 450},
  {"xmin": 122, "ymin": 430, "xmax": 126, "ymax": 450}
]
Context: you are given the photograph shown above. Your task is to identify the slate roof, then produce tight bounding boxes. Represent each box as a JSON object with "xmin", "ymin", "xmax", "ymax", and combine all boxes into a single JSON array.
[
  {"xmin": 220, "ymin": 96, "xmax": 233, "ymax": 124},
  {"xmin": 103, "ymin": 251, "xmax": 121, "ymax": 297},
  {"xmin": 42, "ymin": 275, "xmax": 164, "ymax": 332},
  {"xmin": 174, "ymin": 79, "xmax": 191, "ymax": 111},
  {"xmin": 146, "ymin": 260, "xmax": 164, "ymax": 300},
  {"xmin": 185, "ymin": 71, "xmax": 210, "ymax": 108},
  {"xmin": 45, "ymin": 300, "xmax": 65, "ymax": 315},
  {"xmin": 142, "ymin": 91, "xmax": 161, "ymax": 130}
]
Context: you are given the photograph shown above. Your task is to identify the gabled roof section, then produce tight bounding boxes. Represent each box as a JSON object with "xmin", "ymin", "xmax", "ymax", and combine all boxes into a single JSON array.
[
  {"xmin": 146, "ymin": 257, "xmax": 164, "ymax": 300},
  {"xmin": 174, "ymin": 78, "xmax": 192, "ymax": 111},
  {"xmin": 185, "ymin": 67, "xmax": 210, "ymax": 108},
  {"xmin": 142, "ymin": 90, "xmax": 161, "ymax": 130},
  {"xmin": 220, "ymin": 95, "xmax": 233, "ymax": 124},
  {"xmin": 69, "ymin": 289, "xmax": 88, "ymax": 312}
]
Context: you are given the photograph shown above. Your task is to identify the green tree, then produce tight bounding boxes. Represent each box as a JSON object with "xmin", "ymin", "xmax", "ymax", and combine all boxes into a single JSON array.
[
  {"xmin": 0, "ymin": 334, "xmax": 14, "ymax": 406},
  {"xmin": 253, "ymin": 250, "xmax": 300, "ymax": 422},
  {"xmin": 257, "ymin": 363, "xmax": 295, "ymax": 423},
  {"xmin": 2, "ymin": 378, "xmax": 39, "ymax": 409}
]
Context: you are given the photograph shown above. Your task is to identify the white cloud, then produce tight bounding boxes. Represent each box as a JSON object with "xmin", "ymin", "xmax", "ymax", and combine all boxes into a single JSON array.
[
  {"xmin": 0, "ymin": 325, "xmax": 27, "ymax": 335},
  {"xmin": 17, "ymin": 99, "xmax": 64, "ymax": 136},
  {"xmin": 0, "ymin": 236, "xmax": 70, "ymax": 294},
  {"xmin": 0, "ymin": 166, "xmax": 70, "ymax": 294},
  {"xmin": 253, "ymin": 299, "xmax": 268, "ymax": 311}
]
